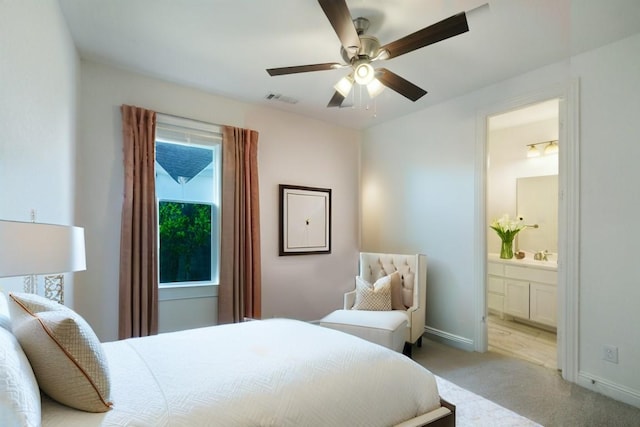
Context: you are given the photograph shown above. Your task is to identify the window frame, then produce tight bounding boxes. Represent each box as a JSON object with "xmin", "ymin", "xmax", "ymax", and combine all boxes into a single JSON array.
[{"xmin": 154, "ymin": 114, "xmax": 222, "ymax": 294}]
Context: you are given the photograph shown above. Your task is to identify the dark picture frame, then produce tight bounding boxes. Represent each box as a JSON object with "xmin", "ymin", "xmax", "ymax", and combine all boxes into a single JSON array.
[{"xmin": 279, "ymin": 184, "xmax": 331, "ymax": 256}]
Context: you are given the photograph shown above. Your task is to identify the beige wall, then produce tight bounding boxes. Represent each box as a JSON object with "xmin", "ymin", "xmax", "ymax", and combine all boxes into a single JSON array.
[
  {"xmin": 246, "ymin": 108, "xmax": 361, "ymax": 320},
  {"xmin": 76, "ymin": 61, "xmax": 361, "ymax": 341}
]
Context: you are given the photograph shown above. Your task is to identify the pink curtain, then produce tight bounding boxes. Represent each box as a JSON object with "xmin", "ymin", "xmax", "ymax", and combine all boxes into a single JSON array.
[
  {"xmin": 219, "ymin": 126, "xmax": 262, "ymax": 323},
  {"xmin": 118, "ymin": 105, "xmax": 158, "ymax": 339}
]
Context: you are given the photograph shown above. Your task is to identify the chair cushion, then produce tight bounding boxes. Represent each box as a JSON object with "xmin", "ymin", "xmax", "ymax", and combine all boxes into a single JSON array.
[
  {"xmin": 321, "ymin": 309, "xmax": 408, "ymax": 331},
  {"xmin": 8, "ymin": 293, "xmax": 113, "ymax": 413},
  {"xmin": 353, "ymin": 276, "xmax": 392, "ymax": 311},
  {"xmin": 320, "ymin": 309, "xmax": 408, "ymax": 352}
]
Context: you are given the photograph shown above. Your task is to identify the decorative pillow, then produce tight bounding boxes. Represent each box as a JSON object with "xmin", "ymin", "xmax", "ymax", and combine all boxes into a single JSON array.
[
  {"xmin": 352, "ymin": 275, "xmax": 392, "ymax": 311},
  {"xmin": 402, "ymin": 272, "xmax": 415, "ymax": 308},
  {"xmin": 387, "ymin": 271, "xmax": 406, "ymax": 310},
  {"xmin": 0, "ymin": 291, "xmax": 12, "ymax": 331},
  {"xmin": 0, "ymin": 326, "xmax": 41, "ymax": 427},
  {"xmin": 8, "ymin": 292, "xmax": 113, "ymax": 413}
]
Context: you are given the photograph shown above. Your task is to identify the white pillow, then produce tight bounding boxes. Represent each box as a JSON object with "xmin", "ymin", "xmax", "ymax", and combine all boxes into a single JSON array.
[
  {"xmin": 0, "ymin": 326, "xmax": 41, "ymax": 427},
  {"xmin": 352, "ymin": 275, "xmax": 392, "ymax": 311},
  {"xmin": 9, "ymin": 292, "xmax": 113, "ymax": 413}
]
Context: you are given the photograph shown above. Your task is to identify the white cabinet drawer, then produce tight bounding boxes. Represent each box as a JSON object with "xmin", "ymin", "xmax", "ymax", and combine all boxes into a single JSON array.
[
  {"xmin": 504, "ymin": 279, "xmax": 530, "ymax": 319},
  {"xmin": 530, "ymin": 283, "xmax": 557, "ymax": 327},
  {"xmin": 488, "ymin": 276, "xmax": 504, "ymax": 294},
  {"xmin": 488, "ymin": 293, "xmax": 504, "ymax": 312},
  {"xmin": 504, "ymin": 265, "xmax": 557, "ymax": 285},
  {"xmin": 487, "ymin": 262, "xmax": 504, "ymax": 276}
]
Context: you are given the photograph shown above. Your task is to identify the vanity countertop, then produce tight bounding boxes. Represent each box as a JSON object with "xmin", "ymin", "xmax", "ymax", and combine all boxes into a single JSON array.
[{"xmin": 488, "ymin": 253, "xmax": 557, "ymax": 271}]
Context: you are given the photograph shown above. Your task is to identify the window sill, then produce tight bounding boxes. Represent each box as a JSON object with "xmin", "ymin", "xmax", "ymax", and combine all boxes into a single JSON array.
[{"xmin": 158, "ymin": 283, "xmax": 218, "ymax": 301}]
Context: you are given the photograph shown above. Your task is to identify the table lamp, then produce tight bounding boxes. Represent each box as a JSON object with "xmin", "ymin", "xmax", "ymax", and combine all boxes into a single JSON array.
[{"xmin": 0, "ymin": 220, "xmax": 86, "ymax": 303}]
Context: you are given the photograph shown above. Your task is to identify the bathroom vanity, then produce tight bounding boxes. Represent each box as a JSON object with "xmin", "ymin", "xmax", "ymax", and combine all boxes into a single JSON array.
[{"xmin": 487, "ymin": 253, "xmax": 557, "ymax": 328}]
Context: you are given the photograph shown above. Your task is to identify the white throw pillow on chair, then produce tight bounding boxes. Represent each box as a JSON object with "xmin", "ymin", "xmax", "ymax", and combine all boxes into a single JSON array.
[{"xmin": 352, "ymin": 276, "xmax": 392, "ymax": 311}]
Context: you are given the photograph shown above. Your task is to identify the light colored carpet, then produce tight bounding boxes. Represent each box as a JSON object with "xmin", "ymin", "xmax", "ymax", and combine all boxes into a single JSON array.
[
  {"xmin": 414, "ymin": 338, "xmax": 640, "ymax": 426},
  {"xmin": 435, "ymin": 375, "xmax": 541, "ymax": 426}
]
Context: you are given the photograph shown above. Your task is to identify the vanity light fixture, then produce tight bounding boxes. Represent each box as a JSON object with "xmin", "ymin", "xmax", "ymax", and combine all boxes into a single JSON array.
[
  {"xmin": 526, "ymin": 144, "xmax": 541, "ymax": 158},
  {"xmin": 526, "ymin": 140, "xmax": 558, "ymax": 158},
  {"xmin": 544, "ymin": 140, "xmax": 559, "ymax": 155}
]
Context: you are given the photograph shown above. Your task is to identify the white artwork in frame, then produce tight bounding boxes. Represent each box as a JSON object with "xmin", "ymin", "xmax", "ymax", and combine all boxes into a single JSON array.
[{"xmin": 279, "ymin": 184, "xmax": 331, "ymax": 255}]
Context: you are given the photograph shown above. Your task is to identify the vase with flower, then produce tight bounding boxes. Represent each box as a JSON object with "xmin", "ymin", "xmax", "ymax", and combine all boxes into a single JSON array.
[{"xmin": 489, "ymin": 214, "xmax": 526, "ymax": 259}]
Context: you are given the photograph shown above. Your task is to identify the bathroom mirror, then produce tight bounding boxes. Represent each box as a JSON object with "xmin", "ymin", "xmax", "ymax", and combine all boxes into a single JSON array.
[{"xmin": 516, "ymin": 175, "xmax": 558, "ymax": 254}]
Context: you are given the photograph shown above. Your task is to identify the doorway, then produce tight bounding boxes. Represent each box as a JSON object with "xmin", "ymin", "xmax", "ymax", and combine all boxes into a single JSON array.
[
  {"xmin": 475, "ymin": 82, "xmax": 580, "ymax": 382},
  {"xmin": 485, "ymin": 99, "xmax": 560, "ymax": 369}
]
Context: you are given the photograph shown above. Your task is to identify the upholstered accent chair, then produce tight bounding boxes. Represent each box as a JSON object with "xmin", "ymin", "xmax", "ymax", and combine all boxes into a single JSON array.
[
  {"xmin": 321, "ymin": 253, "xmax": 427, "ymax": 356},
  {"xmin": 347, "ymin": 253, "xmax": 427, "ymax": 349}
]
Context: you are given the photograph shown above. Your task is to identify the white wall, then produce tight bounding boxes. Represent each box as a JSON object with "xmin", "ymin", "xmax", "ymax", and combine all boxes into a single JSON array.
[
  {"xmin": 361, "ymin": 60, "xmax": 569, "ymax": 341},
  {"xmin": 571, "ymin": 33, "xmax": 640, "ymax": 404},
  {"xmin": 76, "ymin": 61, "xmax": 360, "ymax": 341},
  {"xmin": 361, "ymin": 33, "xmax": 640, "ymax": 406},
  {"xmin": 0, "ymin": 0, "xmax": 80, "ymax": 301}
]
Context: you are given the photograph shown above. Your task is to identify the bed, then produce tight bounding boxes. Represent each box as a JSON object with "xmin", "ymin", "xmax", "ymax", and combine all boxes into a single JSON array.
[{"xmin": 1, "ymin": 292, "xmax": 455, "ymax": 427}]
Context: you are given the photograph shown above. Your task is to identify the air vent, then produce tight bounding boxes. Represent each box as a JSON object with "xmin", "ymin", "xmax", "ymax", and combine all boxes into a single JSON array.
[{"xmin": 265, "ymin": 93, "xmax": 299, "ymax": 104}]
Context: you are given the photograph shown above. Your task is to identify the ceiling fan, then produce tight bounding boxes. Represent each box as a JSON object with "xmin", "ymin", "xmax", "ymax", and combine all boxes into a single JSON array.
[{"xmin": 266, "ymin": 0, "xmax": 469, "ymax": 108}]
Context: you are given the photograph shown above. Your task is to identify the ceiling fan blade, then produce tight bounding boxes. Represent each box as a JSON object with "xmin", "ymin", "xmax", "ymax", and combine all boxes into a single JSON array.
[
  {"xmin": 327, "ymin": 91, "xmax": 346, "ymax": 108},
  {"xmin": 318, "ymin": 0, "xmax": 361, "ymax": 58},
  {"xmin": 380, "ymin": 12, "xmax": 468, "ymax": 59},
  {"xmin": 376, "ymin": 68, "xmax": 427, "ymax": 102},
  {"xmin": 267, "ymin": 62, "xmax": 343, "ymax": 76}
]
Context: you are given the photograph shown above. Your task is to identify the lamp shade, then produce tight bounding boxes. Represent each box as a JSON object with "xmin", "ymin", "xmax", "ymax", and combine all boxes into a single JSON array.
[
  {"xmin": 334, "ymin": 74, "xmax": 354, "ymax": 97},
  {"xmin": 0, "ymin": 220, "xmax": 86, "ymax": 278},
  {"xmin": 366, "ymin": 78, "xmax": 385, "ymax": 98}
]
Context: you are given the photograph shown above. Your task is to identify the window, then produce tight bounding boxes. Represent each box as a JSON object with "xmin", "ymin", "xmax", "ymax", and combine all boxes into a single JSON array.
[{"xmin": 155, "ymin": 114, "xmax": 222, "ymax": 287}]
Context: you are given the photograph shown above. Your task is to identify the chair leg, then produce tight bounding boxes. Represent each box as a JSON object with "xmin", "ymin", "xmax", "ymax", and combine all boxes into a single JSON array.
[
  {"xmin": 402, "ymin": 342, "xmax": 412, "ymax": 358},
  {"xmin": 417, "ymin": 336, "xmax": 423, "ymax": 348}
]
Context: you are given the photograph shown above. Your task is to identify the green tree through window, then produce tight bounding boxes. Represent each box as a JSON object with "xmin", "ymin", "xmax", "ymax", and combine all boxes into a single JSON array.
[{"xmin": 159, "ymin": 201, "xmax": 212, "ymax": 283}]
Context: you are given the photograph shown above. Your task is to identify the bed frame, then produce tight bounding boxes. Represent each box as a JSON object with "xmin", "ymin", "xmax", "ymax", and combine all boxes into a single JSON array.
[{"xmin": 395, "ymin": 398, "xmax": 455, "ymax": 427}]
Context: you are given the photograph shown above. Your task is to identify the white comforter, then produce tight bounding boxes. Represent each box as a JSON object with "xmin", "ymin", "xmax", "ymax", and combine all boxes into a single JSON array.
[{"xmin": 42, "ymin": 319, "xmax": 441, "ymax": 426}]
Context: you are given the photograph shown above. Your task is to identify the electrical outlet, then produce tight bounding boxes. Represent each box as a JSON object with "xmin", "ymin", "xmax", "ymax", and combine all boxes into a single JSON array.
[{"xmin": 602, "ymin": 345, "xmax": 618, "ymax": 364}]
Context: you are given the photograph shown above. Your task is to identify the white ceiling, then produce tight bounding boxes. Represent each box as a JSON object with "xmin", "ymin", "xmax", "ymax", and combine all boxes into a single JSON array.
[{"xmin": 58, "ymin": 0, "xmax": 640, "ymax": 130}]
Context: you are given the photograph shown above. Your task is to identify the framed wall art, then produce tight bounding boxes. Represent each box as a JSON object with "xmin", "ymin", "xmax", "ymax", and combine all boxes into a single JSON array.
[{"xmin": 279, "ymin": 184, "xmax": 331, "ymax": 256}]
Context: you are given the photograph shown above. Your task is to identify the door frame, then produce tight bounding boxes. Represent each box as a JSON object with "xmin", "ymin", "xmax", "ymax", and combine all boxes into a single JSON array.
[{"xmin": 473, "ymin": 80, "xmax": 580, "ymax": 382}]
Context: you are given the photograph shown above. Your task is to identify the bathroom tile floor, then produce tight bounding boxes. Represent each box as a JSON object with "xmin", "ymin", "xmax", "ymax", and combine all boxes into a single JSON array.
[{"xmin": 488, "ymin": 314, "xmax": 557, "ymax": 370}]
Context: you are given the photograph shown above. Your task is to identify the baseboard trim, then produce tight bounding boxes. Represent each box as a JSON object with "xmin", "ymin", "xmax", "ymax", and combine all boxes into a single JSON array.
[
  {"xmin": 424, "ymin": 326, "xmax": 475, "ymax": 352},
  {"xmin": 578, "ymin": 371, "xmax": 640, "ymax": 409}
]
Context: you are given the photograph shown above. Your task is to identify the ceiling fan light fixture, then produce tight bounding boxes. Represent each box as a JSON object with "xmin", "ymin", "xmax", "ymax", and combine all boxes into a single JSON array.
[
  {"xmin": 366, "ymin": 78, "xmax": 384, "ymax": 98},
  {"xmin": 354, "ymin": 62, "xmax": 374, "ymax": 85},
  {"xmin": 334, "ymin": 74, "xmax": 354, "ymax": 97}
]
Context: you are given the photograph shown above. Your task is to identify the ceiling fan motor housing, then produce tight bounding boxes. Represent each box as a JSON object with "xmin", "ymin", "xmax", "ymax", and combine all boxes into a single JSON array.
[{"xmin": 341, "ymin": 33, "xmax": 381, "ymax": 63}]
